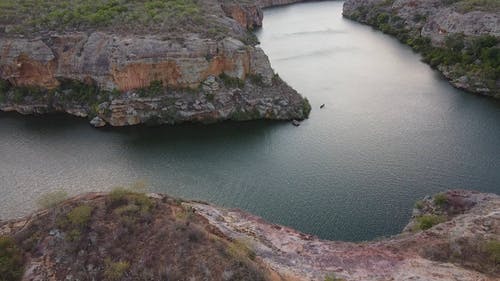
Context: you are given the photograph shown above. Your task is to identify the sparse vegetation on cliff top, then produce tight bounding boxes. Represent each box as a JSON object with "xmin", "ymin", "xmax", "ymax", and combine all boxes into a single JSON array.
[
  {"xmin": 0, "ymin": 0, "xmax": 231, "ymax": 36},
  {"xmin": 1, "ymin": 190, "xmax": 271, "ymax": 280},
  {"xmin": 451, "ymin": 0, "xmax": 500, "ymax": 13},
  {"xmin": 415, "ymin": 214, "xmax": 446, "ymax": 230},
  {"xmin": 1, "ymin": 189, "xmax": 499, "ymax": 280},
  {"xmin": 0, "ymin": 236, "xmax": 23, "ymax": 281}
]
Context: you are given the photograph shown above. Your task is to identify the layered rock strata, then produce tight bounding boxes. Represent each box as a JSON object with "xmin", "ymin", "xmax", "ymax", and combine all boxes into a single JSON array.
[{"xmin": 0, "ymin": 0, "xmax": 311, "ymax": 127}]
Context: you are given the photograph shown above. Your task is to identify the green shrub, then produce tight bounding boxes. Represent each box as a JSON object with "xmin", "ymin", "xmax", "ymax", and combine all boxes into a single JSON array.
[
  {"xmin": 0, "ymin": 80, "xmax": 9, "ymax": 92},
  {"xmin": 242, "ymin": 31, "xmax": 260, "ymax": 45},
  {"xmin": 455, "ymin": 0, "xmax": 500, "ymax": 13},
  {"xmin": 67, "ymin": 205, "xmax": 93, "ymax": 228},
  {"xmin": 108, "ymin": 187, "xmax": 154, "ymax": 217},
  {"xmin": 271, "ymin": 73, "xmax": 282, "ymax": 84},
  {"xmin": 0, "ymin": 236, "xmax": 24, "ymax": 281},
  {"xmin": 138, "ymin": 80, "xmax": 164, "ymax": 97},
  {"xmin": 66, "ymin": 229, "xmax": 82, "ymax": 242},
  {"xmin": 57, "ymin": 204, "xmax": 94, "ymax": 242},
  {"xmin": 2, "ymin": 0, "xmax": 203, "ymax": 34},
  {"xmin": 248, "ymin": 74, "xmax": 264, "ymax": 86},
  {"xmin": 59, "ymin": 79, "xmax": 100, "ymax": 104},
  {"xmin": 0, "ymin": 80, "xmax": 10, "ymax": 103},
  {"xmin": 433, "ymin": 193, "xmax": 448, "ymax": 207},
  {"xmin": 10, "ymin": 86, "xmax": 42, "ymax": 103},
  {"xmin": 104, "ymin": 259, "xmax": 130, "ymax": 281},
  {"xmin": 219, "ymin": 73, "xmax": 244, "ymax": 88},
  {"xmin": 445, "ymin": 33, "xmax": 465, "ymax": 52},
  {"xmin": 230, "ymin": 108, "xmax": 261, "ymax": 121},
  {"xmin": 485, "ymin": 240, "xmax": 500, "ymax": 264},
  {"xmin": 37, "ymin": 190, "xmax": 68, "ymax": 209},
  {"xmin": 414, "ymin": 200, "xmax": 424, "ymax": 209},
  {"xmin": 324, "ymin": 273, "xmax": 345, "ymax": 281},
  {"xmin": 376, "ymin": 13, "xmax": 390, "ymax": 25},
  {"xmin": 109, "ymin": 187, "xmax": 131, "ymax": 206},
  {"xmin": 416, "ymin": 215, "xmax": 446, "ymax": 230},
  {"xmin": 302, "ymin": 98, "xmax": 312, "ymax": 118}
]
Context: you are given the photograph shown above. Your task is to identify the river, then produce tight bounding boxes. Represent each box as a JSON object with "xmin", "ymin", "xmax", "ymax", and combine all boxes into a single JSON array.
[{"xmin": 1, "ymin": 1, "xmax": 499, "ymax": 241}]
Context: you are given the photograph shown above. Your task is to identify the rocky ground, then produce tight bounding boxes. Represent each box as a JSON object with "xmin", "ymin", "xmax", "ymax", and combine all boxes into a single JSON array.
[
  {"xmin": 343, "ymin": 0, "xmax": 500, "ymax": 98},
  {"xmin": 0, "ymin": 191, "xmax": 277, "ymax": 281},
  {"xmin": 0, "ymin": 0, "xmax": 310, "ymax": 127},
  {"xmin": 1, "ymin": 189, "xmax": 499, "ymax": 281}
]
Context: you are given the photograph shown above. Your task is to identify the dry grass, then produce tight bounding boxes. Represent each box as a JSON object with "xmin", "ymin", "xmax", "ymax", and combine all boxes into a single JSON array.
[{"xmin": 9, "ymin": 193, "xmax": 271, "ymax": 280}]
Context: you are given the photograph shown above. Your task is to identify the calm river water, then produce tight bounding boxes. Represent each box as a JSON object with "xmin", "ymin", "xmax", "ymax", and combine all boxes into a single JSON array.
[{"xmin": 1, "ymin": 1, "xmax": 499, "ymax": 241}]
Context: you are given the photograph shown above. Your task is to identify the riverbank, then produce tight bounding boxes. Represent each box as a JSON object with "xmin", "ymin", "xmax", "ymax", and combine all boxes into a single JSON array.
[
  {"xmin": 1, "ymin": 189, "xmax": 499, "ymax": 280},
  {"xmin": 343, "ymin": 0, "xmax": 500, "ymax": 98},
  {"xmin": 0, "ymin": 0, "xmax": 310, "ymax": 127}
]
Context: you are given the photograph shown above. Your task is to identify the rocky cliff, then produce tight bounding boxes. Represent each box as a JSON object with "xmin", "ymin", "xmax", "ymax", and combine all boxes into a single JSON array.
[
  {"xmin": 0, "ymin": 0, "xmax": 310, "ymax": 127},
  {"xmin": 1, "ymin": 189, "xmax": 499, "ymax": 281},
  {"xmin": 343, "ymin": 0, "xmax": 500, "ymax": 98}
]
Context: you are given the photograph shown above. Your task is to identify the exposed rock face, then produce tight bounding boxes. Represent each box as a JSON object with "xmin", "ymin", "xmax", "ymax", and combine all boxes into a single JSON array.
[
  {"xmin": 189, "ymin": 190, "xmax": 500, "ymax": 280},
  {"xmin": 1, "ymin": 34, "xmax": 267, "ymax": 91},
  {"xmin": 222, "ymin": 3, "xmax": 264, "ymax": 29},
  {"xmin": 343, "ymin": 0, "xmax": 500, "ymax": 98},
  {"xmin": 1, "ymin": 190, "xmax": 499, "ymax": 281},
  {"xmin": 343, "ymin": 0, "xmax": 500, "ymax": 43},
  {"xmin": 257, "ymin": 0, "xmax": 310, "ymax": 8},
  {"xmin": 0, "ymin": 0, "xmax": 311, "ymax": 127},
  {"xmin": 102, "ymin": 77, "xmax": 307, "ymax": 127}
]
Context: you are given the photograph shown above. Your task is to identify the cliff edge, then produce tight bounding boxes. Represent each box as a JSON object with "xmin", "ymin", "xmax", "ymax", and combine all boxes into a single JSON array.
[
  {"xmin": 0, "ymin": 0, "xmax": 311, "ymax": 127},
  {"xmin": 1, "ymin": 189, "xmax": 499, "ymax": 280}
]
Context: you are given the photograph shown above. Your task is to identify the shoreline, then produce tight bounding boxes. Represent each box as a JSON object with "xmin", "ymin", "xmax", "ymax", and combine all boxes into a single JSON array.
[{"xmin": 342, "ymin": 0, "xmax": 499, "ymax": 99}]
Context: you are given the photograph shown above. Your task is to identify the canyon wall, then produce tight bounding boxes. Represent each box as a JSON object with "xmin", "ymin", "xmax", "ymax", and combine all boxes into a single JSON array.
[
  {"xmin": 0, "ymin": 0, "xmax": 311, "ymax": 127},
  {"xmin": 343, "ymin": 0, "xmax": 500, "ymax": 98}
]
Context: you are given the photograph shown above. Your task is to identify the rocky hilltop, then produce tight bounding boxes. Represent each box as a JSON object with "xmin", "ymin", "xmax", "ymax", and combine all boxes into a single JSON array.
[
  {"xmin": 1, "ymin": 189, "xmax": 499, "ymax": 281},
  {"xmin": 0, "ymin": 0, "xmax": 310, "ymax": 127},
  {"xmin": 343, "ymin": 0, "xmax": 500, "ymax": 98}
]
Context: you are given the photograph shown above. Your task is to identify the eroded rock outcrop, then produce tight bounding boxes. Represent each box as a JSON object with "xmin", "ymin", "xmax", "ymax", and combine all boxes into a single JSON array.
[
  {"xmin": 1, "ymin": 190, "xmax": 499, "ymax": 281},
  {"xmin": 0, "ymin": 0, "xmax": 311, "ymax": 127},
  {"xmin": 189, "ymin": 189, "xmax": 500, "ymax": 280}
]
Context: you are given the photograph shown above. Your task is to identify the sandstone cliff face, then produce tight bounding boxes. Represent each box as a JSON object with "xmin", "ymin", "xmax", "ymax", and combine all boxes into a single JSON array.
[
  {"xmin": 220, "ymin": 0, "xmax": 312, "ymax": 30},
  {"xmin": 2, "ymin": 190, "xmax": 499, "ymax": 281},
  {"xmin": 0, "ymin": 0, "xmax": 311, "ymax": 127},
  {"xmin": 222, "ymin": 3, "xmax": 264, "ymax": 29},
  {"xmin": 343, "ymin": 0, "xmax": 500, "ymax": 98},
  {"xmin": 1, "ymin": 34, "xmax": 264, "ymax": 92}
]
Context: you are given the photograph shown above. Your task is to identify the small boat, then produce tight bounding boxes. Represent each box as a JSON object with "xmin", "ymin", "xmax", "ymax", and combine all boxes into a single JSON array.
[
  {"xmin": 320, "ymin": 104, "xmax": 325, "ymax": 109},
  {"xmin": 292, "ymin": 120, "xmax": 300, "ymax": 127}
]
